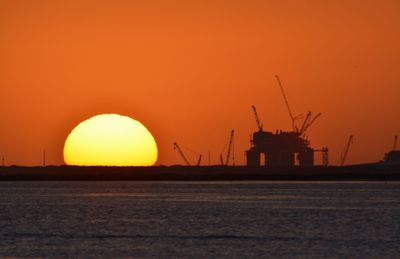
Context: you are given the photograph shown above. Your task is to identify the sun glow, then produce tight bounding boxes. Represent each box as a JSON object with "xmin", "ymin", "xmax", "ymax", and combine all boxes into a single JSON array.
[{"xmin": 63, "ymin": 114, "xmax": 158, "ymax": 166}]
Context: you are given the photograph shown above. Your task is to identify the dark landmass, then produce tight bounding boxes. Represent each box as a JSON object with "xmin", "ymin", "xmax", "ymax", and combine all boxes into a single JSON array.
[{"xmin": 0, "ymin": 163, "xmax": 399, "ymax": 181}]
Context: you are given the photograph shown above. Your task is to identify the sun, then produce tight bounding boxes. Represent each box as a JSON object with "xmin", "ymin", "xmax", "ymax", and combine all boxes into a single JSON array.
[{"xmin": 63, "ymin": 114, "xmax": 158, "ymax": 166}]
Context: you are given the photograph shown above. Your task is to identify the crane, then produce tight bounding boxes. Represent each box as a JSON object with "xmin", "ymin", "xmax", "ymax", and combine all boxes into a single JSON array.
[
  {"xmin": 220, "ymin": 130, "xmax": 235, "ymax": 165},
  {"xmin": 225, "ymin": 130, "xmax": 235, "ymax": 165},
  {"xmin": 299, "ymin": 111, "xmax": 312, "ymax": 136},
  {"xmin": 393, "ymin": 135, "xmax": 398, "ymax": 151},
  {"xmin": 275, "ymin": 75, "xmax": 299, "ymax": 132},
  {"xmin": 340, "ymin": 135, "xmax": 354, "ymax": 166},
  {"xmin": 173, "ymin": 142, "xmax": 202, "ymax": 166},
  {"xmin": 196, "ymin": 154, "xmax": 202, "ymax": 166},
  {"xmin": 251, "ymin": 105, "xmax": 263, "ymax": 131},
  {"xmin": 219, "ymin": 154, "xmax": 224, "ymax": 165},
  {"xmin": 300, "ymin": 112, "xmax": 322, "ymax": 137},
  {"xmin": 173, "ymin": 143, "xmax": 191, "ymax": 165}
]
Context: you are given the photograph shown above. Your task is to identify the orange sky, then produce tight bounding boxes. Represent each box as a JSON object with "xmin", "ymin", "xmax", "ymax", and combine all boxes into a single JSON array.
[{"xmin": 1, "ymin": 0, "xmax": 399, "ymax": 166}]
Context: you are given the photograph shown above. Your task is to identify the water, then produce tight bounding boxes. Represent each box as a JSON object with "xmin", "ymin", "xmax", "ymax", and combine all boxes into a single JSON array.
[{"xmin": 0, "ymin": 181, "xmax": 399, "ymax": 258}]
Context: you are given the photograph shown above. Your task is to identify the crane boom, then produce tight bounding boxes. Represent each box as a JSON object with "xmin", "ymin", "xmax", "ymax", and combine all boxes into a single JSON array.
[
  {"xmin": 219, "ymin": 154, "xmax": 224, "ymax": 165},
  {"xmin": 299, "ymin": 111, "xmax": 312, "ymax": 135},
  {"xmin": 173, "ymin": 142, "xmax": 191, "ymax": 166},
  {"xmin": 275, "ymin": 75, "xmax": 298, "ymax": 132},
  {"xmin": 196, "ymin": 155, "xmax": 202, "ymax": 166},
  {"xmin": 225, "ymin": 130, "xmax": 234, "ymax": 165},
  {"xmin": 340, "ymin": 135, "xmax": 353, "ymax": 166},
  {"xmin": 251, "ymin": 105, "xmax": 263, "ymax": 131},
  {"xmin": 301, "ymin": 113, "xmax": 322, "ymax": 136}
]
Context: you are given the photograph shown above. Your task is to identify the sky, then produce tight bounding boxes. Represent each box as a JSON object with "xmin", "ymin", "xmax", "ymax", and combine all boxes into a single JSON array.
[{"xmin": 1, "ymin": 0, "xmax": 399, "ymax": 166}]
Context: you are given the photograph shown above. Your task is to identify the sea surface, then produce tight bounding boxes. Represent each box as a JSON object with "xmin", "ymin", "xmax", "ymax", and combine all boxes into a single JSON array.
[{"xmin": 0, "ymin": 181, "xmax": 399, "ymax": 258}]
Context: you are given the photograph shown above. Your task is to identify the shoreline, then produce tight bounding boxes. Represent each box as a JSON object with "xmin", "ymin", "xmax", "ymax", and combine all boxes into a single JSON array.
[{"xmin": 0, "ymin": 164, "xmax": 399, "ymax": 181}]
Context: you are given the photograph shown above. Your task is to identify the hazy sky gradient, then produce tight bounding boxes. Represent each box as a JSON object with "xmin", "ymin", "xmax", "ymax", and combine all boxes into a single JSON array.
[{"xmin": 1, "ymin": 0, "xmax": 399, "ymax": 166}]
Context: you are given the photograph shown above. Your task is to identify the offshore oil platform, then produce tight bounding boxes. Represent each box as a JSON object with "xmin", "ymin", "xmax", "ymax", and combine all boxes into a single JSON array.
[
  {"xmin": 246, "ymin": 126, "xmax": 326, "ymax": 167},
  {"xmin": 1, "ymin": 74, "xmax": 399, "ymax": 180},
  {"xmin": 173, "ymin": 75, "xmax": 329, "ymax": 167},
  {"xmin": 172, "ymin": 76, "xmax": 399, "ymax": 169},
  {"xmin": 0, "ymin": 75, "xmax": 399, "ymax": 181},
  {"xmin": 246, "ymin": 76, "xmax": 327, "ymax": 167}
]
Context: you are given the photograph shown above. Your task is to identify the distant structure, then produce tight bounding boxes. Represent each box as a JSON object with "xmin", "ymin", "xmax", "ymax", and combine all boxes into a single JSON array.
[
  {"xmin": 220, "ymin": 130, "xmax": 235, "ymax": 166},
  {"xmin": 246, "ymin": 130, "xmax": 317, "ymax": 166},
  {"xmin": 340, "ymin": 135, "xmax": 354, "ymax": 166},
  {"xmin": 384, "ymin": 136, "xmax": 400, "ymax": 164},
  {"xmin": 246, "ymin": 76, "xmax": 328, "ymax": 167},
  {"xmin": 384, "ymin": 151, "xmax": 400, "ymax": 164},
  {"xmin": 173, "ymin": 142, "xmax": 202, "ymax": 166}
]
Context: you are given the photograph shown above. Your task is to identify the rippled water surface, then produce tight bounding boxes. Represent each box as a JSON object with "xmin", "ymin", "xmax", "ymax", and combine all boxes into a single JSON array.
[{"xmin": 0, "ymin": 181, "xmax": 399, "ymax": 258}]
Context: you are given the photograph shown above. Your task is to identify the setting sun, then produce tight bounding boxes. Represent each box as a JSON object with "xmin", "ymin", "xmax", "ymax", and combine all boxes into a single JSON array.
[{"xmin": 63, "ymin": 114, "xmax": 158, "ymax": 166}]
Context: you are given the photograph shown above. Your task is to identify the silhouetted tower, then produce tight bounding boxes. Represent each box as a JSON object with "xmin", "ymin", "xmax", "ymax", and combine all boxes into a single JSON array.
[{"xmin": 393, "ymin": 136, "xmax": 398, "ymax": 151}]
